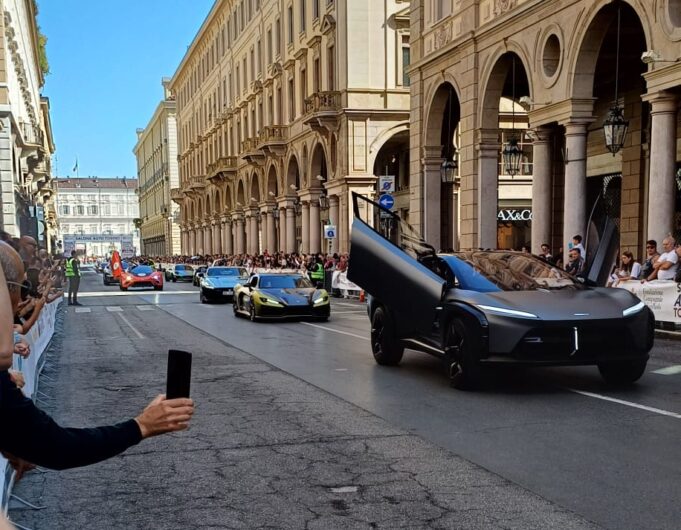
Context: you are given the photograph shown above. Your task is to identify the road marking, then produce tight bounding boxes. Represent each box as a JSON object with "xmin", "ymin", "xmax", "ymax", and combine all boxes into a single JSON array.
[
  {"xmin": 106, "ymin": 306, "xmax": 123, "ymax": 312},
  {"xmin": 567, "ymin": 389, "xmax": 681, "ymax": 419},
  {"xmin": 65, "ymin": 291, "xmax": 196, "ymax": 298},
  {"xmin": 652, "ymin": 365, "xmax": 681, "ymax": 375},
  {"xmin": 334, "ymin": 368, "xmax": 348, "ymax": 372},
  {"xmin": 74, "ymin": 307, "xmax": 91, "ymax": 313},
  {"xmin": 332, "ymin": 310, "xmax": 366, "ymax": 314},
  {"xmin": 330, "ymin": 486, "xmax": 358, "ymax": 493},
  {"xmin": 117, "ymin": 313, "xmax": 145, "ymax": 340},
  {"xmin": 301, "ymin": 322, "xmax": 369, "ymax": 341},
  {"xmin": 136, "ymin": 306, "xmax": 155, "ymax": 311},
  {"xmin": 333, "ymin": 302, "xmax": 363, "ymax": 308}
]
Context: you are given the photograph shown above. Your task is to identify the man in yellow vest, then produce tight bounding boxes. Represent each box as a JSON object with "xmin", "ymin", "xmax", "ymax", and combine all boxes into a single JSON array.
[{"xmin": 65, "ymin": 250, "xmax": 82, "ymax": 306}]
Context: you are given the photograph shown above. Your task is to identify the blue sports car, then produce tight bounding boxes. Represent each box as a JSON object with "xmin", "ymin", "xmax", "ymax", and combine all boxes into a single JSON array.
[{"xmin": 199, "ymin": 266, "xmax": 248, "ymax": 303}]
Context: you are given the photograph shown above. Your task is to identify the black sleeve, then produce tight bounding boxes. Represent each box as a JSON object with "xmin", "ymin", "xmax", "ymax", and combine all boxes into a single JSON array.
[{"xmin": 0, "ymin": 372, "xmax": 143, "ymax": 470}]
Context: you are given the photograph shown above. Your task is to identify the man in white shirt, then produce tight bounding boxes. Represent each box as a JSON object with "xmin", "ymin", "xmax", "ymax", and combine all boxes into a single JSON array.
[{"xmin": 647, "ymin": 236, "xmax": 678, "ymax": 281}]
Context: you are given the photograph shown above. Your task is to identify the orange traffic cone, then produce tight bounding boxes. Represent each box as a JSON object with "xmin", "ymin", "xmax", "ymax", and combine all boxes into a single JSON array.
[{"xmin": 359, "ymin": 290, "xmax": 365, "ymax": 303}]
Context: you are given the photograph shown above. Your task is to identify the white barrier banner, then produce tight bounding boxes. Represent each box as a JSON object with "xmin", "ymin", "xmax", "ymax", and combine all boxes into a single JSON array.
[
  {"xmin": 617, "ymin": 280, "xmax": 681, "ymax": 324},
  {"xmin": 1, "ymin": 298, "xmax": 61, "ymax": 512},
  {"xmin": 332, "ymin": 271, "xmax": 360, "ymax": 292}
]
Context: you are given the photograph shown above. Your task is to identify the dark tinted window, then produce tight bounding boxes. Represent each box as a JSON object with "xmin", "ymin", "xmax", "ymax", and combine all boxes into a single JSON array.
[
  {"xmin": 258, "ymin": 275, "xmax": 312, "ymax": 289},
  {"xmin": 130, "ymin": 265, "xmax": 153, "ymax": 275},
  {"xmin": 207, "ymin": 267, "xmax": 247, "ymax": 277},
  {"xmin": 176, "ymin": 265, "xmax": 192, "ymax": 271}
]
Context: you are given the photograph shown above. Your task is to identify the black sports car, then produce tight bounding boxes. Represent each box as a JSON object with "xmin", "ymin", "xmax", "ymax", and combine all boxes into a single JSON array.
[{"xmin": 348, "ymin": 193, "xmax": 654, "ymax": 390}]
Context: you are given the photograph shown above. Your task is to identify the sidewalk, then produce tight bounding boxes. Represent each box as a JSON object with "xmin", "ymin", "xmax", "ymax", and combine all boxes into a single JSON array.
[{"xmin": 10, "ymin": 304, "xmax": 599, "ymax": 530}]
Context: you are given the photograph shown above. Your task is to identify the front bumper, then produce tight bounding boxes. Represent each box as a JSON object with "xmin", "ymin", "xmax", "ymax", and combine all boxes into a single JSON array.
[
  {"xmin": 203, "ymin": 287, "xmax": 235, "ymax": 299},
  {"xmin": 256, "ymin": 303, "xmax": 330, "ymax": 320},
  {"xmin": 481, "ymin": 308, "xmax": 654, "ymax": 366}
]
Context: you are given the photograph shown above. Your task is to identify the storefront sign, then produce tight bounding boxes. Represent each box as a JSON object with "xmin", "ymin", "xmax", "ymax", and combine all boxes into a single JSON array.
[
  {"xmin": 617, "ymin": 280, "xmax": 681, "ymax": 324},
  {"xmin": 497, "ymin": 209, "xmax": 533, "ymax": 222}
]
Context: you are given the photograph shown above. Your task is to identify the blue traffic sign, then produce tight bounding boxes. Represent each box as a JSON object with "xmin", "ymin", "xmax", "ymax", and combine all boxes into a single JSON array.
[{"xmin": 378, "ymin": 194, "xmax": 395, "ymax": 210}]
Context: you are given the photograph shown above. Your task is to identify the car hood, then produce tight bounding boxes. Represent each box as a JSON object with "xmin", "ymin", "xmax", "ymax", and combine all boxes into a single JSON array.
[
  {"xmin": 259, "ymin": 287, "xmax": 318, "ymax": 305},
  {"xmin": 204, "ymin": 277, "xmax": 242, "ymax": 287},
  {"xmin": 448, "ymin": 287, "xmax": 641, "ymax": 320}
]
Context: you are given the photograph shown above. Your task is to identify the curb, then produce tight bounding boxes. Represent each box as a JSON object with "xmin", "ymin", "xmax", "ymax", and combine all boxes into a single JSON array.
[{"xmin": 655, "ymin": 329, "xmax": 681, "ymax": 341}]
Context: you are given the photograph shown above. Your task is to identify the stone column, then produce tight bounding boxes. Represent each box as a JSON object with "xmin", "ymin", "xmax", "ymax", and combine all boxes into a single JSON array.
[
  {"xmin": 203, "ymin": 224, "xmax": 212, "ymax": 254},
  {"xmin": 329, "ymin": 195, "xmax": 339, "ymax": 254},
  {"xmin": 562, "ymin": 121, "xmax": 589, "ymax": 257},
  {"xmin": 266, "ymin": 210, "xmax": 276, "ymax": 253},
  {"xmin": 249, "ymin": 211, "xmax": 259, "ymax": 254},
  {"xmin": 235, "ymin": 215, "xmax": 245, "ymax": 254},
  {"xmin": 223, "ymin": 217, "xmax": 233, "ymax": 255},
  {"xmin": 477, "ymin": 129, "xmax": 499, "ymax": 250},
  {"xmin": 309, "ymin": 199, "xmax": 321, "ymax": 254},
  {"xmin": 646, "ymin": 92, "xmax": 678, "ymax": 245},
  {"xmin": 531, "ymin": 127, "xmax": 553, "ymax": 254},
  {"xmin": 301, "ymin": 201, "xmax": 310, "ymax": 254},
  {"xmin": 286, "ymin": 205, "xmax": 296, "ymax": 253},
  {"xmin": 189, "ymin": 227, "xmax": 196, "ymax": 255},
  {"xmin": 421, "ymin": 147, "xmax": 442, "ymax": 246},
  {"xmin": 213, "ymin": 220, "xmax": 222, "ymax": 254}
]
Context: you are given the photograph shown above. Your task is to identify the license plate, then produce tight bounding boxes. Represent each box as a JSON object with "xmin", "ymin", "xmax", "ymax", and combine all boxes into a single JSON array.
[{"xmin": 223, "ymin": 290, "xmax": 232, "ymax": 296}]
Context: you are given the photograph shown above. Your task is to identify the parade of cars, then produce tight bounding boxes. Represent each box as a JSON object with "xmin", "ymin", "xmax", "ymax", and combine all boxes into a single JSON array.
[
  {"xmin": 199, "ymin": 266, "xmax": 248, "ymax": 303},
  {"xmin": 119, "ymin": 264, "xmax": 164, "ymax": 291}
]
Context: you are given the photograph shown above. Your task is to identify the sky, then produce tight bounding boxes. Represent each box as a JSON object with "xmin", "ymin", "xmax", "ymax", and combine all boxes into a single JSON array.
[{"xmin": 38, "ymin": 0, "xmax": 215, "ymax": 179}]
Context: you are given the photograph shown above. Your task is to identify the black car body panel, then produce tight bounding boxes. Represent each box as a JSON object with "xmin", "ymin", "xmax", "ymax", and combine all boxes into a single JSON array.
[{"xmin": 348, "ymin": 192, "xmax": 653, "ymax": 375}]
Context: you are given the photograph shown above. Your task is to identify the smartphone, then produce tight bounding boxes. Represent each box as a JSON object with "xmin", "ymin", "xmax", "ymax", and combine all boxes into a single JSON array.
[{"xmin": 166, "ymin": 350, "xmax": 192, "ymax": 399}]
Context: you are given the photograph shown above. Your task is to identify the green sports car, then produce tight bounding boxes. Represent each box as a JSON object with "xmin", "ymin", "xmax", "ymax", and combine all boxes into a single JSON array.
[{"xmin": 233, "ymin": 273, "xmax": 330, "ymax": 322}]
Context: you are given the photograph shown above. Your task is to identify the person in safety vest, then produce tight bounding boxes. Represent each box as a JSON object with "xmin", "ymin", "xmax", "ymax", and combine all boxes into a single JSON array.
[
  {"xmin": 65, "ymin": 250, "xmax": 81, "ymax": 306},
  {"xmin": 309, "ymin": 254, "xmax": 325, "ymax": 287}
]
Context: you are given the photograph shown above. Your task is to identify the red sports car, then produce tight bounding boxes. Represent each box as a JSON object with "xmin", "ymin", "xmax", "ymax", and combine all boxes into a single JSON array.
[{"xmin": 119, "ymin": 265, "xmax": 164, "ymax": 291}]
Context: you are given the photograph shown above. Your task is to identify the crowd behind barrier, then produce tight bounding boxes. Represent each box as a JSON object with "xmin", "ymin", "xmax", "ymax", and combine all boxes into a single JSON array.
[
  {"xmin": 617, "ymin": 280, "xmax": 681, "ymax": 326},
  {"xmin": 1, "ymin": 298, "xmax": 61, "ymax": 513}
]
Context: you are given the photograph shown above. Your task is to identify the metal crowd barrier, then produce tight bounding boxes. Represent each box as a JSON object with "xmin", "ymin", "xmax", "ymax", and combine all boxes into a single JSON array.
[{"xmin": 1, "ymin": 298, "xmax": 61, "ymax": 515}]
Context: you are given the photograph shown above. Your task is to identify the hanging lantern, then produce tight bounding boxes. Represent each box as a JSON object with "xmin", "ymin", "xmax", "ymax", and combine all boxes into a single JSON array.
[
  {"xmin": 440, "ymin": 150, "xmax": 458, "ymax": 184},
  {"xmin": 318, "ymin": 193, "xmax": 330, "ymax": 210},
  {"xmin": 502, "ymin": 136, "xmax": 522, "ymax": 176},
  {"xmin": 603, "ymin": 105, "xmax": 628, "ymax": 155}
]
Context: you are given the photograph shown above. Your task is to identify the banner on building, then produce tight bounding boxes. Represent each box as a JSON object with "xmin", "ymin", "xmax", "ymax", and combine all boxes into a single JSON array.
[{"xmin": 617, "ymin": 280, "xmax": 681, "ymax": 324}]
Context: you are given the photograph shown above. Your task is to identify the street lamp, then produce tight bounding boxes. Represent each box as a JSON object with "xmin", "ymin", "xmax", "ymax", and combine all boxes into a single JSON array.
[
  {"xmin": 440, "ymin": 84, "xmax": 459, "ymax": 184},
  {"xmin": 603, "ymin": 5, "xmax": 628, "ymax": 155},
  {"xmin": 318, "ymin": 192, "xmax": 329, "ymax": 210},
  {"xmin": 502, "ymin": 55, "xmax": 522, "ymax": 177}
]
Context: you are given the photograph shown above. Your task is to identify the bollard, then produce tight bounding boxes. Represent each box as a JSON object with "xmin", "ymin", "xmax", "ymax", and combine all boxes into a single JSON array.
[{"xmin": 359, "ymin": 290, "xmax": 365, "ymax": 303}]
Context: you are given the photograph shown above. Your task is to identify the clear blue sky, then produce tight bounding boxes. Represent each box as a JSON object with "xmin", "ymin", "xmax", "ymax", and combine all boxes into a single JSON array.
[{"xmin": 38, "ymin": 0, "xmax": 214, "ymax": 179}]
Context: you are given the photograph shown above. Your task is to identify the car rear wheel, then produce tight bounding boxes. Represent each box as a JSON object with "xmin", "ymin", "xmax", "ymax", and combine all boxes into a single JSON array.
[
  {"xmin": 370, "ymin": 306, "xmax": 403, "ymax": 366},
  {"xmin": 445, "ymin": 318, "xmax": 484, "ymax": 391},
  {"xmin": 103, "ymin": 277, "xmax": 109, "ymax": 286},
  {"xmin": 598, "ymin": 359, "xmax": 647, "ymax": 385},
  {"xmin": 172, "ymin": 277, "xmax": 177, "ymax": 283}
]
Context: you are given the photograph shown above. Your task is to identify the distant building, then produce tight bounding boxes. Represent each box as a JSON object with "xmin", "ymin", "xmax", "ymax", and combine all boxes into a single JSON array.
[
  {"xmin": 133, "ymin": 78, "xmax": 181, "ymax": 256},
  {"xmin": 55, "ymin": 177, "xmax": 140, "ymax": 257},
  {"xmin": 0, "ymin": 1, "xmax": 56, "ymax": 250}
]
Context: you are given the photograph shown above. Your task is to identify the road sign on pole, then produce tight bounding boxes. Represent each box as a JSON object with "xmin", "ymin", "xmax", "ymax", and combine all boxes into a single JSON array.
[
  {"xmin": 379, "ymin": 175, "xmax": 395, "ymax": 193},
  {"xmin": 378, "ymin": 194, "xmax": 395, "ymax": 210},
  {"xmin": 324, "ymin": 225, "xmax": 337, "ymax": 239}
]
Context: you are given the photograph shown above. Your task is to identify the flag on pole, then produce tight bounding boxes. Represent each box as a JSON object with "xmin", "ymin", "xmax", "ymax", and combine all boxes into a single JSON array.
[
  {"xmin": 72, "ymin": 158, "xmax": 79, "ymax": 175},
  {"xmin": 111, "ymin": 250, "xmax": 122, "ymax": 278}
]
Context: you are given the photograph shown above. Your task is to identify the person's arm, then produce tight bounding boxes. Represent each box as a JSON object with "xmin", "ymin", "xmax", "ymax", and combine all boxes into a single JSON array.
[
  {"xmin": 0, "ymin": 265, "xmax": 14, "ymax": 370},
  {"xmin": 15, "ymin": 297, "xmax": 45, "ymax": 334},
  {"xmin": 0, "ymin": 373, "xmax": 193, "ymax": 470}
]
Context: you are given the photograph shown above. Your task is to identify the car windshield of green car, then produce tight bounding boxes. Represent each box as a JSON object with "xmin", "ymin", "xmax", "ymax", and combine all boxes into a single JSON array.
[
  {"xmin": 208, "ymin": 267, "xmax": 247, "ymax": 277},
  {"xmin": 259, "ymin": 275, "xmax": 313, "ymax": 289}
]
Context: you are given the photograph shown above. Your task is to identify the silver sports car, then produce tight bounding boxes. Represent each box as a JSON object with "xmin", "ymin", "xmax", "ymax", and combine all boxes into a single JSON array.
[{"xmin": 348, "ymin": 193, "xmax": 654, "ymax": 390}]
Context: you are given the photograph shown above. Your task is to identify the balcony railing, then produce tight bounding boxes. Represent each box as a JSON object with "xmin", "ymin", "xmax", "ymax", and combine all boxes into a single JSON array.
[
  {"xmin": 170, "ymin": 188, "xmax": 185, "ymax": 203},
  {"xmin": 304, "ymin": 91, "xmax": 341, "ymax": 115},
  {"xmin": 241, "ymin": 137, "xmax": 260, "ymax": 153},
  {"xmin": 20, "ymin": 122, "xmax": 45, "ymax": 148},
  {"xmin": 189, "ymin": 176, "xmax": 206, "ymax": 190},
  {"xmin": 259, "ymin": 125, "xmax": 288, "ymax": 144}
]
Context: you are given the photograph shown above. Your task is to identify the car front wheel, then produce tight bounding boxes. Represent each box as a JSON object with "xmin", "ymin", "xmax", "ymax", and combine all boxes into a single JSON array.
[
  {"xmin": 598, "ymin": 359, "xmax": 647, "ymax": 385},
  {"xmin": 200, "ymin": 289, "xmax": 208, "ymax": 304},
  {"xmin": 249, "ymin": 303, "xmax": 258, "ymax": 322},
  {"xmin": 445, "ymin": 318, "xmax": 484, "ymax": 390},
  {"xmin": 370, "ymin": 306, "xmax": 403, "ymax": 366}
]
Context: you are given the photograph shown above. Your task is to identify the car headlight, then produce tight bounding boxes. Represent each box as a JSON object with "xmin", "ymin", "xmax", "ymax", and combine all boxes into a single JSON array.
[
  {"xmin": 258, "ymin": 295, "xmax": 283, "ymax": 307},
  {"xmin": 203, "ymin": 282, "xmax": 214, "ymax": 289},
  {"xmin": 476, "ymin": 304, "xmax": 538, "ymax": 319},
  {"xmin": 622, "ymin": 300, "xmax": 645, "ymax": 317},
  {"xmin": 313, "ymin": 295, "xmax": 329, "ymax": 305}
]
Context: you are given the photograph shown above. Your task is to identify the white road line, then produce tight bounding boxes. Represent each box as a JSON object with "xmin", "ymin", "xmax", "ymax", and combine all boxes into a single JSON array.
[
  {"xmin": 65, "ymin": 291, "xmax": 196, "ymax": 298},
  {"xmin": 106, "ymin": 306, "xmax": 123, "ymax": 312},
  {"xmin": 567, "ymin": 389, "xmax": 681, "ymax": 419},
  {"xmin": 652, "ymin": 365, "xmax": 681, "ymax": 375},
  {"xmin": 74, "ymin": 307, "xmax": 91, "ymax": 313},
  {"xmin": 117, "ymin": 313, "xmax": 145, "ymax": 340},
  {"xmin": 301, "ymin": 322, "xmax": 369, "ymax": 341},
  {"xmin": 332, "ymin": 310, "xmax": 366, "ymax": 314},
  {"xmin": 136, "ymin": 306, "xmax": 155, "ymax": 311}
]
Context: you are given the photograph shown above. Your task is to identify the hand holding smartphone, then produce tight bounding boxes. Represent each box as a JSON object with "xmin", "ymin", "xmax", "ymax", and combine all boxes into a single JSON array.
[{"xmin": 166, "ymin": 349, "xmax": 192, "ymax": 399}]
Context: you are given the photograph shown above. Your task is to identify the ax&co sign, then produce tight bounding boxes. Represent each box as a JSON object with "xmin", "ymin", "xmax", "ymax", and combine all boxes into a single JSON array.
[{"xmin": 497, "ymin": 209, "xmax": 533, "ymax": 222}]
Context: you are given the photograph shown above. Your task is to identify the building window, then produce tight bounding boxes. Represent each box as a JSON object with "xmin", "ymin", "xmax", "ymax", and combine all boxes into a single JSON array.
[
  {"xmin": 327, "ymin": 45, "xmax": 335, "ymax": 90},
  {"xmin": 433, "ymin": 0, "xmax": 449, "ymax": 22},
  {"xmin": 250, "ymin": 48, "xmax": 255, "ymax": 81},
  {"xmin": 60, "ymin": 205, "xmax": 70, "ymax": 215},
  {"xmin": 300, "ymin": 67, "xmax": 307, "ymax": 115},
  {"xmin": 76, "ymin": 205, "xmax": 84, "ymax": 216},
  {"xmin": 288, "ymin": 78, "xmax": 295, "ymax": 121},
  {"xmin": 75, "ymin": 225, "xmax": 84, "ymax": 234},
  {"xmin": 288, "ymin": 5, "xmax": 294, "ymax": 44},
  {"xmin": 313, "ymin": 0, "xmax": 320, "ymax": 20},
  {"xmin": 267, "ymin": 28, "xmax": 273, "ymax": 64},
  {"xmin": 117, "ymin": 224, "xmax": 126, "ymax": 234},
  {"xmin": 243, "ymin": 57, "xmax": 247, "ymax": 91},
  {"xmin": 300, "ymin": 0, "xmax": 306, "ymax": 33},
  {"xmin": 275, "ymin": 18, "xmax": 281, "ymax": 56},
  {"xmin": 256, "ymin": 40, "xmax": 262, "ymax": 76},
  {"xmin": 103, "ymin": 224, "xmax": 112, "ymax": 234},
  {"xmin": 277, "ymin": 86, "xmax": 282, "ymax": 124},
  {"xmin": 87, "ymin": 205, "xmax": 98, "ymax": 216},
  {"xmin": 400, "ymin": 35, "xmax": 411, "ymax": 87},
  {"xmin": 89, "ymin": 224, "xmax": 98, "ymax": 233},
  {"xmin": 313, "ymin": 57, "xmax": 320, "ymax": 93}
]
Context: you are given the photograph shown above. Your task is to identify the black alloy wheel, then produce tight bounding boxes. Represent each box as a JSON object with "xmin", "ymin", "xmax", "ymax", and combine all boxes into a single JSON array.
[
  {"xmin": 370, "ymin": 306, "xmax": 403, "ymax": 366},
  {"xmin": 445, "ymin": 318, "xmax": 484, "ymax": 390},
  {"xmin": 598, "ymin": 359, "xmax": 647, "ymax": 385}
]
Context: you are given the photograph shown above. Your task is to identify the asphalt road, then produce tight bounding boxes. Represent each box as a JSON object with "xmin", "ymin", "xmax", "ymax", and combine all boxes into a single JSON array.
[{"xmin": 15, "ymin": 268, "xmax": 681, "ymax": 529}]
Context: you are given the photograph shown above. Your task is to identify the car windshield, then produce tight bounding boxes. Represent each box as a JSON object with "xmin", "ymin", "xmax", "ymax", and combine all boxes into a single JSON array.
[
  {"xmin": 176, "ymin": 265, "xmax": 193, "ymax": 271},
  {"xmin": 258, "ymin": 275, "xmax": 313, "ymax": 289},
  {"xmin": 207, "ymin": 267, "xmax": 247, "ymax": 277},
  {"xmin": 442, "ymin": 252, "xmax": 582, "ymax": 292},
  {"xmin": 130, "ymin": 265, "xmax": 153, "ymax": 275}
]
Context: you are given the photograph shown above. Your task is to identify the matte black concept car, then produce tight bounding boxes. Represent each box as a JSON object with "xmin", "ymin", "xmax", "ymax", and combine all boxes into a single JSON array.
[{"xmin": 348, "ymin": 193, "xmax": 654, "ymax": 390}]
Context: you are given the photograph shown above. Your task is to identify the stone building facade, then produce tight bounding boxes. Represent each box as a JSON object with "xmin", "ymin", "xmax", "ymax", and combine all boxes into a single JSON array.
[
  {"xmin": 0, "ymin": 0, "xmax": 56, "ymax": 250},
  {"xmin": 169, "ymin": 0, "xmax": 411, "ymax": 256},
  {"xmin": 134, "ymin": 79, "xmax": 181, "ymax": 256},
  {"xmin": 410, "ymin": 0, "xmax": 681, "ymax": 258}
]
